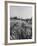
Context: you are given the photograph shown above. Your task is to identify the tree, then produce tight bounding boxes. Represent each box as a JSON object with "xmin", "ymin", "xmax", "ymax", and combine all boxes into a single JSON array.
[{"xmin": 13, "ymin": 17, "xmax": 17, "ymax": 19}]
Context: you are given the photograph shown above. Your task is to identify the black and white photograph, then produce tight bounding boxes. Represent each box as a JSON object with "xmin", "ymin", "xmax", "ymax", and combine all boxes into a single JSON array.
[
  {"xmin": 10, "ymin": 6, "xmax": 32, "ymax": 40},
  {"xmin": 5, "ymin": 1, "xmax": 36, "ymax": 44}
]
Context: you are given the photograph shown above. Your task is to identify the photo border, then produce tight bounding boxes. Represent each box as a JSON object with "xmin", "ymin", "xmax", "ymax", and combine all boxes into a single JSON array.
[{"xmin": 5, "ymin": 1, "xmax": 36, "ymax": 45}]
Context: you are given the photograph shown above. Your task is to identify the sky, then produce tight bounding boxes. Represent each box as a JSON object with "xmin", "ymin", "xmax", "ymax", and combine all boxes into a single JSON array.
[{"xmin": 10, "ymin": 6, "xmax": 32, "ymax": 19}]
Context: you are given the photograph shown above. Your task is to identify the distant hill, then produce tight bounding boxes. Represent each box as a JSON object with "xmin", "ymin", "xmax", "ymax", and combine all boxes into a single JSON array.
[{"xmin": 10, "ymin": 17, "xmax": 32, "ymax": 22}]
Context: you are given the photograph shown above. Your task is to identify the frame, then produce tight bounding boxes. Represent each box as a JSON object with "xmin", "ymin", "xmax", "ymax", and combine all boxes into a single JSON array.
[{"xmin": 5, "ymin": 1, "xmax": 36, "ymax": 45}]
